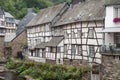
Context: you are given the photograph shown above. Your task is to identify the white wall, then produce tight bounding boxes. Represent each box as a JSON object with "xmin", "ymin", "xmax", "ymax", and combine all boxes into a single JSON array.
[
  {"xmin": 105, "ymin": 33, "xmax": 114, "ymax": 45},
  {"xmin": 104, "ymin": 5, "xmax": 120, "ymax": 46},
  {"xmin": 105, "ymin": 6, "xmax": 120, "ymax": 28}
]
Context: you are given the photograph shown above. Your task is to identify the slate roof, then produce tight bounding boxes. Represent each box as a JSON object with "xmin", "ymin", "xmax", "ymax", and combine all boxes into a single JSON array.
[
  {"xmin": 16, "ymin": 11, "xmax": 36, "ymax": 35},
  {"xmin": 27, "ymin": 3, "xmax": 66, "ymax": 27},
  {"xmin": 105, "ymin": 0, "xmax": 120, "ymax": 6},
  {"xmin": 0, "ymin": 7, "xmax": 4, "ymax": 15},
  {"xmin": 15, "ymin": 19, "xmax": 20, "ymax": 25},
  {"xmin": 35, "ymin": 37, "xmax": 63, "ymax": 49},
  {"xmin": 54, "ymin": 0, "xmax": 105, "ymax": 26},
  {"xmin": 46, "ymin": 37, "xmax": 63, "ymax": 47},
  {"xmin": 5, "ymin": 12, "xmax": 14, "ymax": 18},
  {"xmin": 35, "ymin": 42, "xmax": 48, "ymax": 49},
  {"xmin": 5, "ymin": 12, "xmax": 16, "ymax": 23}
]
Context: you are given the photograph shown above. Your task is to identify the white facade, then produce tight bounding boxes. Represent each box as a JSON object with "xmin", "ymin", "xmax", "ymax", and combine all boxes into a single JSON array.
[
  {"xmin": 4, "ymin": 12, "xmax": 16, "ymax": 42},
  {"xmin": 104, "ymin": 5, "xmax": 120, "ymax": 47},
  {"xmin": 27, "ymin": 23, "xmax": 52, "ymax": 62},
  {"xmin": 27, "ymin": 23, "xmax": 52, "ymax": 50},
  {"xmin": 105, "ymin": 6, "xmax": 120, "ymax": 28},
  {"xmin": 0, "ymin": 13, "xmax": 5, "ymax": 36},
  {"xmin": 61, "ymin": 21, "xmax": 104, "ymax": 64}
]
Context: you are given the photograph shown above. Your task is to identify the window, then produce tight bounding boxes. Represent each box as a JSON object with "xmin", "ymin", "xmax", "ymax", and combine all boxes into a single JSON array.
[
  {"xmin": 77, "ymin": 30, "xmax": 82, "ymax": 38},
  {"xmin": 88, "ymin": 29, "xmax": 94, "ymax": 38},
  {"xmin": 50, "ymin": 47, "xmax": 56, "ymax": 53},
  {"xmin": 78, "ymin": 45, "xmax": 82, "ymax": 55},
  {"xmin": 57, "ymin": 47, "xmax": 61, "ymax": 53},
  {"xmin": 71, "ymin": 45, "xmax": 76, "ymax": 54},
  {"xmin": 65, "ymin": 32, "xmax": 69, "ymax": 38},
  {"xmin": 46, "ymin": 47, "xmax": 50, "ymax": 52},
  {"xmin": 89, "ymin": 46, "xmax": 95, "ymax": 57},
  {"xmin": 35, "ymin": 49, "xmax": 40, "ymax": 57},
  {"xmin": 1, "ymin": 21, "xmax": 5, "ymax": 26},
  {"xmin": 64, "ymin": 44, "xmax": 67, "ymax": 54},
  {"xmin": 71, "ymin": 31, "xmax": 75, "ymax": 38},
  {"xmin": 115, "ymin": 8, "xmax": 120, "ymax": 18}
]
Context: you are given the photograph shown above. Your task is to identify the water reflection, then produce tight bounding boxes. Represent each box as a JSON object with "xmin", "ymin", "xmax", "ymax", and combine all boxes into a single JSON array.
[
  {"xmin": 0, "ymin": 71, "xmax": 26, "ymax": 80},
  {"xmin": 5, "ymin": 71, "xmax": 17, "ymax": 80}
]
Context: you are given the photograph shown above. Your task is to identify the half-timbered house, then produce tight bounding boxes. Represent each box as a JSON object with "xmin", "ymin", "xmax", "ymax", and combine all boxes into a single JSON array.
[
  {"xmin": 53, "ymin": 0, "xmax": 105, "ymax": 79},
  {"xmin": 54, "ymin": 0, "xmax": 105, "ymax": 64},
  {"xmin": 26, "ymin": 3, "xmax": 69, "ymax": 62},
  {"xmin": 4, "ymin": 12, "xmax": 16, "ymax": 42},
  {"xmin": 26, "ymin": 0, "xmax": 105, "ymax": 64}
]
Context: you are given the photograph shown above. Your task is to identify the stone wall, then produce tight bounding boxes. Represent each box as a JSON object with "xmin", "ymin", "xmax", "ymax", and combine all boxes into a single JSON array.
[
  {"xmin": 63, "ymin": 59, "xmax": 88, "ymax": 66},
  {"xmin": 0, "ymin": 36, "xmax": 4, "ymax": 57},
  {"xmin": 46, "ymin": 59, "xmax": 56, "ymax": 64},
  {"xmin": 11, "ymin": 31, "xmax": 27, "ymax": 57},
  {"xmin": 101, "ymin": 53, "xmax": 120, "ymax": 80}
]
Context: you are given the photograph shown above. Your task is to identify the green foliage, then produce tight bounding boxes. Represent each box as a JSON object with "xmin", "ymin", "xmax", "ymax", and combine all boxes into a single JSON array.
[
  {"xmin": 6, "ymin": 59, "xmax": 90, "ymax": 80},
  {"xmin": 0, "ymin": 0, "xmax": 69, "ymax": 19}
]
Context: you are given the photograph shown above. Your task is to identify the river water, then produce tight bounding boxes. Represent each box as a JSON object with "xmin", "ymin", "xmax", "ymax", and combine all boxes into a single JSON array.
[{"xmin": 0, "ymin": 63, "xmax": 26, "ymax": 80}]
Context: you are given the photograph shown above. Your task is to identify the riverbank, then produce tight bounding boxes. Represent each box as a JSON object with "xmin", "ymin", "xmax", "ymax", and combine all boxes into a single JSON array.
[{"xmin": 6, "ymin": 58, "xmax": 90, "ymax": 80}]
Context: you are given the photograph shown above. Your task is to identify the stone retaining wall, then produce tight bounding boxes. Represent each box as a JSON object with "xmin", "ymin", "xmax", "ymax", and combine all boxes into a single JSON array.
[
  {"xmin": 101, "ymin": 54, "xmax": 120, "ymax": 80},
  {"xmin": 46, "ymin": 59, "xmax": 56, "ymax": 64},
  {"xmin": 0, "ymin": 37, "xmax": 4, "ymax": 57},
  {"xmin": 63, "ymin": 59, "xmax": 88, "ymax": 66}
]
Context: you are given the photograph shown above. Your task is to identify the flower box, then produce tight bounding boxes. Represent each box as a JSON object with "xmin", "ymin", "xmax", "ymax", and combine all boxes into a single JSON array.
[{"xmin": 113, "ymin": 18, "xmax": 120, "ymax": 23}]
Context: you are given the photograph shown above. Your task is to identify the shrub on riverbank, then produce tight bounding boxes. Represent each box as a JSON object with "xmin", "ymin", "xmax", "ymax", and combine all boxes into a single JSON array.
[{"xmin": 6, "ymin": 59, "xmax": 90, "ymax": 80}]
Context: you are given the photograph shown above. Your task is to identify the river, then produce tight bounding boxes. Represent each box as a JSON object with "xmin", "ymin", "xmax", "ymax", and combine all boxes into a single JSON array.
[{"xmin": 0, "ymin": 63, "xmax": 26, "ymax": 80}]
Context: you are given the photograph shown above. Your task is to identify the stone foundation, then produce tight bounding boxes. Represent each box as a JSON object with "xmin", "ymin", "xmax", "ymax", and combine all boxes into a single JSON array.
[
  {"xmin": 63, "ymin": 58, "xmax": 88, "ymax": 66},
  {"xmin": 0, "ymin": 37, "xmax": 4, "ymax": 57},
  {"xmin": 46, "ymin": 59, "xmax": 56, "ymax": 64},
  {"xmin": 101, "ymin": 53, "xmax": 120, "ymax": 80}
]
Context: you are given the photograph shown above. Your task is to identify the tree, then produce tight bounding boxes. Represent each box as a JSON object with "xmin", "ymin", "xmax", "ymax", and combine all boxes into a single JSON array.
[{"xmin": 0, "ymin": 0, "xmax": 69, "ymax": 19}]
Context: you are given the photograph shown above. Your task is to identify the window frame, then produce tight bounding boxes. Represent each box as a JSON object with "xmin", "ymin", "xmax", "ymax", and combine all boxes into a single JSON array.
[
  {"xmin": 88, "ymin": 29, "xmax": 94, "ymax": 39},
  {"xmin": 57, "ymin": 47, "xmax": 61, "ymax": 53},
  {"xmin": 115, "ymin": 7, "xmax": 120, "ymax": 18},
  {"xmin": 77, "ymin": 45, "xmax": 82, "ymax": 56},
  {"xmin": 89, "ymin": 45, "xmax": 95, "ymax": 57}
]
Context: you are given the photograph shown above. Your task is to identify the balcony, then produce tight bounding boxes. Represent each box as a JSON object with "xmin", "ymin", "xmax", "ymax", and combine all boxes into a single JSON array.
[{"xmin": 101, "ymin": 45, "xmax": 120, "ymax": 54}]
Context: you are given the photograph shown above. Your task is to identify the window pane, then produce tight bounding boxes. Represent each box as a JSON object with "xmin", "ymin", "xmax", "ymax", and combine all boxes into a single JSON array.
[
  {"xmin": 50, "ymin": 47, "xmax": 56, "ymax": 53},
  {"xmin": 57, "ymin": 47, "xmax": 61, "ymax": 53},
  {"xmin": 77, "ymin": 30, "xmax": 82, "ymax": 38},
  {"xmin": 64, "ymin": 44, "xmax": 67, "ymax": 54},
  {"xmin": 78, "ymin": 45, "xmax": 82, "ymax": 55},
  {"xmin": 71, "ymin": 45, "xmax": 76, "ymax": 54},
  {"xmin": 72, "ymin": 31, "xmax": 75, "ymax": 38},
  {"xmin": 88, "ymin": 29, "xmax": 94, "ymax": 38},
  {"xmin": 89, "ymin": 46, "xmax": 95, "ymax": 57}
]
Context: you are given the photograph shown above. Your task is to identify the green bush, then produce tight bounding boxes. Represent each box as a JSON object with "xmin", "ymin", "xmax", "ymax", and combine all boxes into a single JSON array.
[{"xmin": 6, "ymin": 59, "xmax": 90, "ymax": 80}]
